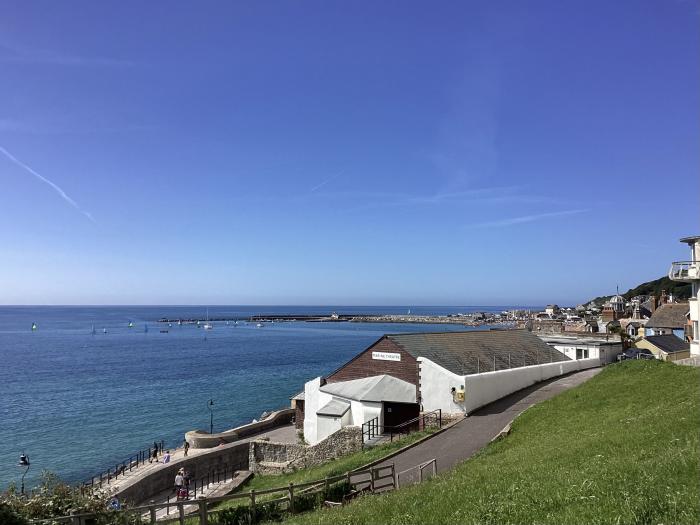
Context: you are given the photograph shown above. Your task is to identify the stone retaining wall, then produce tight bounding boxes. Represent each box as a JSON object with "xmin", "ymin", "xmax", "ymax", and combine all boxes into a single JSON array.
[
  {"xmin": 113, "ymin": 442, "xmax": 250, "ymax": 505},
  {"xmin": 249, "ymin": 426, "xmax": 362, "ymax": 475}
]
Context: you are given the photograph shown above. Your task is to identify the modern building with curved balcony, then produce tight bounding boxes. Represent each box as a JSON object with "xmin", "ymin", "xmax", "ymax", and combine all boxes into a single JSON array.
[{"xmin": 669, "ymin": 235, "xmax": 700, "ymax": 356}]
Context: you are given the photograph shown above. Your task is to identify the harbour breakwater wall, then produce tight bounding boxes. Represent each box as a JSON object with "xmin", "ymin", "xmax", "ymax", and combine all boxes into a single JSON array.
[
  {"xmin": 185, "ymin": 409, "xmax": 295, "ymax": 448},
  {"xmin": 113, "ymin": 442, "xmax": 250, "ymax": 505}
]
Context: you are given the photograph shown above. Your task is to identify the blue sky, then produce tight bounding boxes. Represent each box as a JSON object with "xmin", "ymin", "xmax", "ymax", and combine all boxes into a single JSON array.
[{"xmin": 1, "ymin": 1, "xmax": 698, "ymax": 306}]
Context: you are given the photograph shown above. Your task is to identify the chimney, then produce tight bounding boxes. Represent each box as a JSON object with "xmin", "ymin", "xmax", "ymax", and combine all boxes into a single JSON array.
[
  {"xmin": 660, "ymin": 290, "xmax": 668, "ymax": 305},
  {"xmin": 649, "ymin": 294, "xmax": 657, "ymax": 313}
]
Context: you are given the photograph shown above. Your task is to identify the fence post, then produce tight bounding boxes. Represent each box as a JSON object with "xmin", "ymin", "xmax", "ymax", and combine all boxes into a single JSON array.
[
  {"xmin": 288, "ymin": 482, "xmax": 295, "ymax": 513},
  {"xmin": 178, "ymin": 502, "xmax": 185, "ymax": 525},
  {"xmin": 249, "ymin": 489, "xmax": 256, "ymax": 522},
  {"xmin": 198, "ymin": 497, "xmax": 208, "ymax": 525},
  {"xmin": 370, "ymin": 467, "xmax": 375, "ymax": 492},
  {"xmin": 493, "ymin": 355, "xmax": 496, "ymax": 371},
  {"xmin": 392, "ymin": 463, "xmax": 397, "ymax": 490},
  {"xmin": 69, "ymin": 509, "xmax": 80, "ymax": 525},
  {"xmin": 149, "ymin": 501, "xmax": 156, "ymax": 524}
]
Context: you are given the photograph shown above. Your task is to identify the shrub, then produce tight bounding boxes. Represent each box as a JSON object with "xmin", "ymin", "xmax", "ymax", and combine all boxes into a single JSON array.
[{"xmin": 1, "ymin": 472, "xmax": 142, "ymax": 525}]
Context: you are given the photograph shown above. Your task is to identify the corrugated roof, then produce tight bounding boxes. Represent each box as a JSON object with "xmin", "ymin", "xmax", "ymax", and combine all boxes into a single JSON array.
[
  {"xmin": 646, "ymin": 303, "xmax": 689, "ymax": 329},
  {"xmin": 645, "ymin": 335, "xmax": 690, "ymax": 354},
  {"xmin": 386, "ymin": 329, "xmax": 570, "ymax": 375},
  {"xmin": 320, "ymin": 374, "xmax": 417, "ymax": 403},
  {"xmin": 316, "ymin": 399, "xmax": 350, "ymax": 417}
]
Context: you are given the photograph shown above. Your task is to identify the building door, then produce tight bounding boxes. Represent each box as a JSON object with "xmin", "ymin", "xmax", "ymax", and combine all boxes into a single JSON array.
[{"xmin": 383, "ymin": 402, "xmax": 419, "ymax": 431}]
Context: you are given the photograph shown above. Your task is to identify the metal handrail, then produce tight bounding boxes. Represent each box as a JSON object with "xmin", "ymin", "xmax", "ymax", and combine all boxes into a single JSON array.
[
  {"xmin": 361, "ymin": 416, "xmax": 381, "ymax": 442},
  {"xmin": 384, "ymin": 409, "xmax": 442, "ymax": 441},
  {"xmin": 82, "ymin": 440, "xmax": 164, "ymax": 490},
  {"xmin": 669, "ymin": 261, "xmax": 699, "ymax": 280}
]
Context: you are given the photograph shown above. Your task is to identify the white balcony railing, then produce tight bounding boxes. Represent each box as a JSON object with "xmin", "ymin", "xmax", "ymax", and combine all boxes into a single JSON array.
[{"xmin": 668, "ymin": 261, "xmax": 700, "ymax": 281}]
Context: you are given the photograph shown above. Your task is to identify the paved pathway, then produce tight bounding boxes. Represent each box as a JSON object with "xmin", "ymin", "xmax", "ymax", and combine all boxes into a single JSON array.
[
  {"xmin": 382, "ymin": 368, "xmax": 602, "ymax": 486},
  {"xmin": 100, "ymin": 424, "xmax": 297, "ymax": 497}
]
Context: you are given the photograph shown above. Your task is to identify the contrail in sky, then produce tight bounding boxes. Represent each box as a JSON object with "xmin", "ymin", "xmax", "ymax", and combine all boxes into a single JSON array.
[
  {"xmin": 0, "ymin": 146, "xmax": 95, "ymax": 223},
  {"xmin": 310, "ymin": 171, "xmax": 342, "ymax": 193},
  {"xmin": 467, "ymin": 209, "xmax": 587, "ymax": 229}
]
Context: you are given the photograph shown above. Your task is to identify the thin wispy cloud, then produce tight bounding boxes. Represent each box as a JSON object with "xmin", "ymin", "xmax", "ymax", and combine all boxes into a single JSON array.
[
  {"xmin": 310, "ymin": 172, "xmax": 342, "ymax": 193},
  {"xmin": 0, "ymin": 146, "xmax": 95, "ymax": 223},
  {"xmin": 467, "ymin": 209, "xmax": 588, "ymax": 229}
]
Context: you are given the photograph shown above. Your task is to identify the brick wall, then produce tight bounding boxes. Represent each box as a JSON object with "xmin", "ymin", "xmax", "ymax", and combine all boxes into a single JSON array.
[
  {"xmin": 324, "ymin": 338, "xmax": 420, "ymax": 404},
  {"xmin": 325, "ymin": 337, "xmax": 419, "ymax": 387}
]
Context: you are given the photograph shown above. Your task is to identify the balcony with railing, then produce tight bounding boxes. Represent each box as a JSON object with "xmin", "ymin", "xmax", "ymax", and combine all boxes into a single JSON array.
[{"xmin": 668, "ymin": 261, "xmax": 700, "ymax": 282}]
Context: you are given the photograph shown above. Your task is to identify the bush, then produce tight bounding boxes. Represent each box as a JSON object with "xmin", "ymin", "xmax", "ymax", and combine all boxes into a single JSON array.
[
  {"xmin": 0, "ymin": 503, "xmax": 28, "ymax": 525},
  {"xmin": 1, "ymin": 472, "xmax": 142, "ymax": 525}
]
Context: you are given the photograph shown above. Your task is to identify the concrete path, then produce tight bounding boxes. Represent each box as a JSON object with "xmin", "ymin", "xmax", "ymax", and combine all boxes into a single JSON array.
[
  {"xmin": 382, "ymin": 367, "xmax": 601, "ymax": 486},
  {"xmin": 144, "ymin": 471, "xmax": 252, "ymax": 520},
  {"xmin": 99, "ymin": 424, "xmax": 297, "ymax": 497}
]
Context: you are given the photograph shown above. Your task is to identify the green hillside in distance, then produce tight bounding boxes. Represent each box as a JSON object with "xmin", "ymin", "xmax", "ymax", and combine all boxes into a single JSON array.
[{"xmin": 588, "ymin": 275, "xmax": 691, "ymax": 305}]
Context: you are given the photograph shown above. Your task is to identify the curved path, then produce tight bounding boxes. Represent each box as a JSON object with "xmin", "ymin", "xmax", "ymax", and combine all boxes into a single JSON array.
[{"xmin": 382, "ymin": 367, "xmax": 602, "ymax": 485}]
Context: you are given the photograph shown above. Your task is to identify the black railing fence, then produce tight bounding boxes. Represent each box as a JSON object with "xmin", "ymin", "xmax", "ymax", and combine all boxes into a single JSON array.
[{"xmin": 81, "ymin": 440, "xmax": 164, "ymax": 491}]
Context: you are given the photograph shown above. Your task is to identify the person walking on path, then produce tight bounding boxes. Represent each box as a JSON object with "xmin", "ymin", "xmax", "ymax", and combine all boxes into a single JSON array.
[
  {"xmin": 150, "ymin": 446, "xmax": 158, "ymax": 463},
  {"xmin": 174, "ymin": 469, "xmax": 184, "ymax": 494},
  {"xmin": 183, "ymin": 440, "xmax": 190, "ymax": 457}
]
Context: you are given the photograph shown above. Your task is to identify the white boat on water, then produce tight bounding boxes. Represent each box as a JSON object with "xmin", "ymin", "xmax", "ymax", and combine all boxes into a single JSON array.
[
  {"xmin": 256, "ymin": 323, "xmax": 263, "ymax": 328},
  {"xmin": 203, "ymin": 308, "xmax": 213, "ymax": 329}
]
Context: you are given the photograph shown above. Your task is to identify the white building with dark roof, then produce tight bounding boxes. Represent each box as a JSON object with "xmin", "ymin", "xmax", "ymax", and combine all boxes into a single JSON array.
[
  {"xmin": 301, "ymin": 329, "xmax": 600, "ymax": 444},
  {"xmin": 669, "ymin": 235, "xmax": 700, "ymax": 356}
]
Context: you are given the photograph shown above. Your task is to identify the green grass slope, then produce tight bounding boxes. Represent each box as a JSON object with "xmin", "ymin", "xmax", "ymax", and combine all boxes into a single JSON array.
[
  {"xmin": 290, "ymin": 361, "xmax": 700, "ymax": 525},
  {"xmin": 213, "ymin": 429, "xmax": 436, "ymax": 513}
]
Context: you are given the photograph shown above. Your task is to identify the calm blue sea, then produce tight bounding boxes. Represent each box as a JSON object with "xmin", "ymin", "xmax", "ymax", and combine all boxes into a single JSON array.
[{"xmin": 0, "ymin": 305, "xmax": 536, "ymax": 490}]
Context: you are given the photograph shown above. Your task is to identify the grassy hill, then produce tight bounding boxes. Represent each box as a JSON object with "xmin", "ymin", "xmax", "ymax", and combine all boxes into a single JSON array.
[
  {"xmin": 588, "ymin": 275, "xmax": 692, "ymax": 305},
  {"xmin": 289, "ymin": 361, "xmax": 700, "ymax": 525}
]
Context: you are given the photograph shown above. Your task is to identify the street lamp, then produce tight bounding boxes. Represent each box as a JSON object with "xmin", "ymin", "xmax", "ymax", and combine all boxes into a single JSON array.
[
  {"xmin": 208, "ymin": 399, "xmax": 214, "ymax": 434},
  {"xmin": 18, "ymin": 453, "xmax": 30, "ymax": 495}
]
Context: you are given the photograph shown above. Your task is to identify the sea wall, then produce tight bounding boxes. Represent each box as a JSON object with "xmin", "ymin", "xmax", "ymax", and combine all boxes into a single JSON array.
[
  {"xmin": 249, "ymin": 426, "xmax": 362, "ymax": 475},
  {"xmin": 113, "ymin": 442, "xmax": 250, "ymax": 505},
  {"xmin": 185, "ymin": 408, "xmax": 294, "ymax": 448}
]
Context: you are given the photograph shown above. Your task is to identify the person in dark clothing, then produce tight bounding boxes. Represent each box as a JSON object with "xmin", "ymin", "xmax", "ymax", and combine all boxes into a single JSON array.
[{"xmin": 183, "ymin": 440, "xmax": 190, "ymax": 457}]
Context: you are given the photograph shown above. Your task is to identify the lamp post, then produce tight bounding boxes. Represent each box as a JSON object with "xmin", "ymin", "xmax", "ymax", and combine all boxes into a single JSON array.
[
  {"xmin": 208, "ymin": 399, "xmax": 214, "ymax": 434},
  {"xmin": 18, "ymin": 453, "xmax": 30, "ymax": 495}
]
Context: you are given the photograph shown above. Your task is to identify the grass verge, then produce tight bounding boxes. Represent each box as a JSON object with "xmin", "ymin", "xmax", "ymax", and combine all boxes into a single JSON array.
[
  {"xmin": 215, "ymin": 429, "xmax": 437, "ymax": 511},
  {"xmin": 287, "ymin": 361, "xmax": 700, "ymax": 525}
]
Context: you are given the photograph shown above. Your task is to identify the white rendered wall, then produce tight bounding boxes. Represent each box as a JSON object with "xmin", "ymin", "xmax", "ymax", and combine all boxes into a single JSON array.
[
  {"xmin": 303, "ymin": 377, "xmax": 333, "ymax": 444},
  {"xmin": 462, "ymin": 358, "xmax": 600, "ymax": 413},
  {"xmin": 418, "ymin": 357, "xmax": 467, "ymax": 414},
  {"xmin": 317, "ymin": 414, "xmax": 342, "ymax": 439}
]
